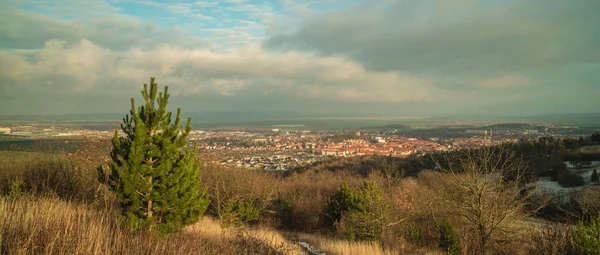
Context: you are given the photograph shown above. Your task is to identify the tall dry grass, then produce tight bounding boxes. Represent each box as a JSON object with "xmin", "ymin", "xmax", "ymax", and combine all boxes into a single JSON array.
[
  {"xmin": 295, "ymin": 233, "xmax": 442, "ymax": 255},
  {"xmin": 0, "ymin": 144, "xmax": 302, "ymax": 255},
  {"xmin": 0, "ymin": 196, "xmax": 300, "ymax": 255},
  {"xmin": 185, "ymin": 217, "xmax": 302, "ymax": 255},
  {"xmin": 0, "ymin": 196, "xmax": 209, "ymax": 254}
]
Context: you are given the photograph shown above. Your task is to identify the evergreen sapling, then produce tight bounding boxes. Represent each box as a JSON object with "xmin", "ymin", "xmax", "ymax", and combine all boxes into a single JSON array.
[{"xmin": 99, "ymin": 77, "xmax": 209, "ymax": 233}]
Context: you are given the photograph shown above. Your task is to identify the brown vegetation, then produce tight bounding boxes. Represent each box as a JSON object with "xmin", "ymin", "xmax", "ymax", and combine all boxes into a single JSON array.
[
  {"xmin": 0, "ymin": 139, "xmax": 585, "ymax": 254},
  {"xmin": 0, "ymin": 196, "xmax": 299, "ymax": 254},
  {"xmin": 295, "ymin": 233, "xmax": 440, "ymax": 255}
]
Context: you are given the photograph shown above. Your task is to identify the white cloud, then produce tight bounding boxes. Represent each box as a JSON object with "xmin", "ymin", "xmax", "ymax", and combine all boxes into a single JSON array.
[
  {"xmin": 0, "ymin": 39, "xmax": 437, "ymax": 104},
  {"xmin": 0, "ymin": 9, "xmax": 211, "ymax": 50},
  {"xmin": 135, "ymin": 1, "xmax": 215, "ymax": 21},
  {"xmin": 194, "ymin": 1, "xmax": 219, "ymax": 8}
]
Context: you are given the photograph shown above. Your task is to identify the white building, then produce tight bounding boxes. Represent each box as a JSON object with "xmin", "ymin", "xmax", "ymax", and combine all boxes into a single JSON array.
[{"xmin": 374, "ymin": 137, "xmax": 386, "ymax": 143}]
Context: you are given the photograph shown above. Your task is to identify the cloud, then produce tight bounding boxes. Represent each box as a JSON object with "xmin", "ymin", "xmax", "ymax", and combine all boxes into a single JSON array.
[
  {"xmin": 261, "ymin": 0, "xmax": 600, "ymax": 115},
  {"xmin": 265, "ymin": 0, "xmax": 600, "ymax": 75},
  {"xmin": 14, "ymin": 0, "xmax": 120, "ymax": 17},
  {"xmin": 475, "ymin": 75, "xmax": 531, "ymax": 89},
  {"xmin": 136, "ymin": 1, "xmax": 215, "ymax": 21},
  {"xmin": 1, "ymin": 0, "xmax": 598, "ymax": 116},
  {"xmin": 0, "ymin": 8, "xmax": 210, "ymax": 51},
  {"xmin": 0, "ymin": 38, "xmax": 437, "ymax": 114}
]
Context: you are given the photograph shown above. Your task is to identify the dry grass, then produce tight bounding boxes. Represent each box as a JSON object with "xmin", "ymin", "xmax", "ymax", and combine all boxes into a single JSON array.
[
  {"xmin": 184, "ymin": 217, "xmax": 302, "ymax": 255},
  {"xmin": 0, "ymin": 196, "xmax": 207, "ymax": 254},
  {"xmin": 295, "ymin": 233, "xmax": 442, "ymax": 255},
  {"xmin": 0, "ymin": 196, "xmax": 300, "ymax": 255},
  {"xmin": 0, "ymin": 143, "xmax": 557, "ymax": 254}
]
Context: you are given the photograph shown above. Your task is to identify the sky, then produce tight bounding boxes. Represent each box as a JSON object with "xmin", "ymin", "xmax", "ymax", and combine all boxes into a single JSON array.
[{"xmin": 0, "ymin": 0, "xmax": 598, "ymax": 117}]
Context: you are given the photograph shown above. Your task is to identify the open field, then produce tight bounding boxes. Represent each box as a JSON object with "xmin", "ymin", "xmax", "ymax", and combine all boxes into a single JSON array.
[
  {"xmin": 0, "ymin": 150, "xmax": 42, "ymax": 162},
  {"xmin": 0, "ymin": 138, "xmax": 85, "ymax": 152}
]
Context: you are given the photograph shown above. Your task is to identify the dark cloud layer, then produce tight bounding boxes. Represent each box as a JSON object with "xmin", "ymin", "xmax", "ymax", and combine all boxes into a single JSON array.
[{"xmin": 266, "ymin": 0, "xmax": 600, "ymax": 74}]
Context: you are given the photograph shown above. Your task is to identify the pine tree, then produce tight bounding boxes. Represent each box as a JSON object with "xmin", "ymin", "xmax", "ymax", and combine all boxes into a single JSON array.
[
  {"xmin": 99, "ymin": 77, "xmax": 209, "ymax": 233},
  {"xmin": 439, "ymin": 221, "xmax": 460, "ymax": 255},
  {"xmin": 592, "ymin": 131, "xmax": 600, "ymax": 144},
  {"xmin": 324, "ymin": 183, "xmax": 360, "ymax": 227}
]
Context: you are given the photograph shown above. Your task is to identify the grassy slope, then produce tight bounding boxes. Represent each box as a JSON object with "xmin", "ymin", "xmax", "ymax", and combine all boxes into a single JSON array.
[
  {"xmin": 0, "ymin": 150, "xmax": 417, "ymax": 255},
  {"xmin": 0, "ymin": 196, "xmax": 301, "ymax": 255}
]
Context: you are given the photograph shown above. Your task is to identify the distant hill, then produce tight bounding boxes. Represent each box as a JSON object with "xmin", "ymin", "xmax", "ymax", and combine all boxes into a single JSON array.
[
  {"xmin": 362, "ymin": 124, "xmax": 411, "ymax": 130},
  {"xmin": 486, "ymin": 123, "xmax": 533, "ymax": 129}
]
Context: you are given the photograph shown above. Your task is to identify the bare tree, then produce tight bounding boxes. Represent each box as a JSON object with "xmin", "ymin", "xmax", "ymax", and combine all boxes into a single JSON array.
[
  {"xmin": 435, "ymin": 145, "xmax": 535, "ymax": 254},
  {"xmin": 566, "ymin": 186, "xmax": 600, "ymax": 222}
]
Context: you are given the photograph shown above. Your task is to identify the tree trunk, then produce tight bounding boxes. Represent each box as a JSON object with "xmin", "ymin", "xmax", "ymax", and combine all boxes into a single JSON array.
[
  {"xmin": 147, "ymin": 176, "xmax": 153, "ymax": 218},
  {"xmin": 479, "ymin": 235, "xmax": 487, "ymax": 255}
]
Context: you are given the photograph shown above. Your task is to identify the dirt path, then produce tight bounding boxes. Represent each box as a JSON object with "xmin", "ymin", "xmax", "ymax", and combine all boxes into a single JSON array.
[{"xmin": 296, "ymin": 240, "xmax": 326, "ymax": 255}]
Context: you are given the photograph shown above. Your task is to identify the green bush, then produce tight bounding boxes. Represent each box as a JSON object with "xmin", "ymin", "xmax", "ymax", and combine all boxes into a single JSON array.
[
  {"xmin": 218, "ymin": 198, "xmax": 260, "ymax": 227},
  {"xmin": 407, "ymin": 221, "xmax": 426, "ymax": 246},
  {"xmin": 438, "ymin": 221, "xmax": 460, "ymax": 255},
  {"xmin": 7, "ymin": 178, "xmax": 25, "ymax": 199},
  {"xmin": 325, "ymin": 181, "xmax": 389, "ymax": 241},
  {"xmin": 570, "ymin": 213, "xmax": 600, "ymax": 255},
  {"xmin": 337, "ymin": 208, "xmax": 385, "ymax": 241},
  {"xmin": 324, "ymin": 182, "xmax": 361, "ymax": 227},
  {"xmin": 273, "ymin": 198, "xmax": 294, "ymax": 229}
]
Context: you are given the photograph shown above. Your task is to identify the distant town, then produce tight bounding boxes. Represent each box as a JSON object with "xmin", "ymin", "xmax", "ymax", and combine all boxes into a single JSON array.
[{"xmin": 1, "ymin": 121, "xmax": 596, "ymax": 171}]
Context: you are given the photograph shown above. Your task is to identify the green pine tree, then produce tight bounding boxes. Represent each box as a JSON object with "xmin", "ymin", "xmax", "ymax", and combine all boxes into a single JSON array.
[
  {"xmin": 439, "ymin": 221, "xmax": 460, "ymax": 255},
  {"xmin": 570, "ymin": 213, "xmax": 600, "ymax": 255},
  {"xmin": 98, "ymin": 77, "xmax": 209, "ymax": 233},
  {"xmin": 324, "ymin": 183, "xmax": 360, "ymax": 227}
]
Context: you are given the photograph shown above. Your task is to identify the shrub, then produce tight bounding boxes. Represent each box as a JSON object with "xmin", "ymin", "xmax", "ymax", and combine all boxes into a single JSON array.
[
  {"xmin": 0, "ymin": 154, "xmax": 102, "ymax": 202},
  {"xmin": 202, "ymin": 165, "xmax": 278, "ymax": 226},
  {"xmin": 526, "ymin": 222, "xmax": 572, "ymax": 255},
  {"xmin": 591, "ymin": 169, "xmax": 599, "ymax": 183},
  {"xmin": 324, "ymin": 182, "xmax": 361, "ymax": 227},
  {"xmin": 592, "ymin": 132, "xmax": 600, "ymax": 144},
  {"xmin": 438, "ymin": 221, "xmax": 460, "ymax": 255},
  {"xmin": 569, "ymin": 187, "xmax": 600, "ymax": 222},
  {"xmin": 341, "ymin": 182, "xmax": 388, "ymax": 241},
  {"xmin": 407, "ymin": 221, "xmax": 426, "ymax": 246},
  {"xmin": 218, "ymin": 198, "xmax": 260, "ymax": 227},
  {"xmin": 337, "ymin": 209, "xmax": 385, "ymax": 242},
  {"xmin": 557, "ymin": 172, "xmax": 585, "ymax": 187},
  {"xmin": 325, "ymin": 182, "xmax": 389, "ymax": 241},
  {"xmin": 228, "ymin": 231, "xmax": 291, "ymax": 255},
  {"xmin": 7, "ymin": 178, "xmax": 25, "ymax": 200},
  {"xmin": 273, "ymin": 198, "xmax": 294, "ymax": 229},
  {"xmin": 570, "ymin": 213, "xmax": 600, "ymax": 255}
]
